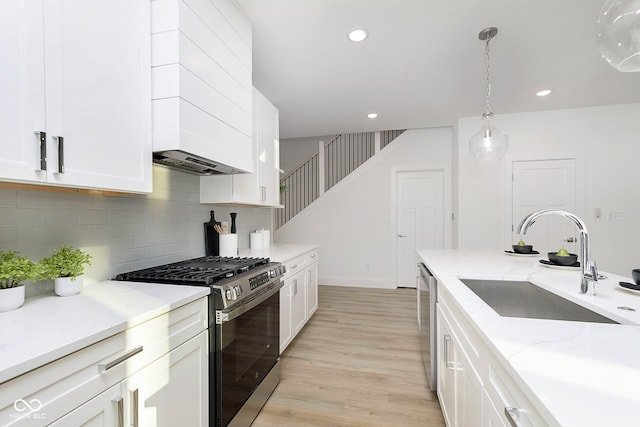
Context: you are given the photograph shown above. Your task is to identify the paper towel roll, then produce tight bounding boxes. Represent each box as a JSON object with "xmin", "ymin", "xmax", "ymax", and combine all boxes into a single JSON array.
[
  {"xmin": 250, "ymin": 232, "xmax": 264, "ymax": 249},
  {"xmin": 219, "ymin": 234, "xmax": 238, "ymax": 257},
  {"xmin": 260, "ymin": 229, "xmax": 270, "ymax": 247}
]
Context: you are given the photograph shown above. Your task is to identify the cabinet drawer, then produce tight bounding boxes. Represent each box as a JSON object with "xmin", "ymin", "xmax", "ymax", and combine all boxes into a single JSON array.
[
  {"xmin": 283, "ymin": 255, "xmax": 306, "ymax": 278},
  {"xmin": 438, "ymin": 286, "xmax": 487, "ymax": 376},
  {"xmin": 485, "ymin": 358, "xmax": 552, "ymax": 427},
  {"xmin": 305, "ymin": 249, "xmax": 319, "ymax": 265},
  {"xmin": 0, "ymin": 297, "xmax": 207, "ymax": 426}
]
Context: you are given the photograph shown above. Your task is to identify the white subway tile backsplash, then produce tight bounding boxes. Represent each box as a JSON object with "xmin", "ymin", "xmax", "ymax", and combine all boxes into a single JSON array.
[
  {"xmin": 109, "ymin": 210, "xmax": 134, "ymax": 224},
  {"xmin": 122, "ymin": 247, "xmax": 147, "ymax": 262},
  {"xmin": 95, "ymin": 224, "xmax": 124, "ymax": 239},
  {"xmin": 15, "ymin": 209, "xmax": 42, "ymax": 225},
  {"xmin": 78, "ymin": 209, "xmax": 110, "ymax": 225},
  {"xmin": 0, "ymin": 208, "xmax": 18, "ymax": 226},
  {"xmin": 0, "ymin": 189, "xmax": 17, "ymax": 207},
  {"xmin": 17, "ymin": 190, "xmax": 57, "ymax": 208},
  {"xmin": 0, "ymin": 167, "xmax": 271, "ymax": 297}
]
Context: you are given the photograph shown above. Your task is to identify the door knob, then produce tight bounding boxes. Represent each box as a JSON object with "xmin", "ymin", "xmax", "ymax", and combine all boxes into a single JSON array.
[{"xmin": 397, "ymin": 233, "xmax": 407, "ymax": 237}]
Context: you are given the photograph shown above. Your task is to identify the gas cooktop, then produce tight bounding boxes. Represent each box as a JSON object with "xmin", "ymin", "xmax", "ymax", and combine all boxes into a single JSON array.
[{"xmin": 115, "ymin": 256, "xmax": 271, "ymax": 286}]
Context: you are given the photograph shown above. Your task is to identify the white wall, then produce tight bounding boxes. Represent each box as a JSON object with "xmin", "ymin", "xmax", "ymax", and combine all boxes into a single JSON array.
[
  {"xmin": 457, "ymin": 103, "xmax": 640, "ymax": 276},
  {"xmin": 275, "ymin": 128, "xmax": 453, "ymax": 288},
  {"xmin": 0, "ymin": 166, "xmax": 271, "ymax": 297}
]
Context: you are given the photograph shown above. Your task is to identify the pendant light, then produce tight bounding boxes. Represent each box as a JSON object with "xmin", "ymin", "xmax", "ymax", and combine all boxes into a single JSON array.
[
  {"xmin": 469, "ymin": 27, "xmax": 508, "ymax": 162},
  {"xmin": 597, "ymin": 0, "xmax": 640, "ymax": 72}
]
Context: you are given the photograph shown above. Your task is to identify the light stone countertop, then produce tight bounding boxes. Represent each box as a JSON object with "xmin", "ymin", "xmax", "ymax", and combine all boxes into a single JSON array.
[
  {"xmin": 418, "ymin": 249, "xmax": 640, "ymax": 427},
  {"xmin": 239, "ymin": 243, "xmax": 318, "ymax": 263},
  {"xmin": 0, "ymin": 281, "xmax": 209, "ymax": 384}
]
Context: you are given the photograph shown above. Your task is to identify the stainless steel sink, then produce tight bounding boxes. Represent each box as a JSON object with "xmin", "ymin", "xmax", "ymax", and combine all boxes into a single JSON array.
[{"xmin": 460, "ymin": 279, "xmax": 618, "ymax": 324}]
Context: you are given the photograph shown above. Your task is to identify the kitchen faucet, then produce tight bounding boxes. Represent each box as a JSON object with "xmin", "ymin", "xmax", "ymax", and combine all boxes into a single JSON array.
[{"xmin": 516, "ymin": 209, "xmax": 598, "ymax": 295}]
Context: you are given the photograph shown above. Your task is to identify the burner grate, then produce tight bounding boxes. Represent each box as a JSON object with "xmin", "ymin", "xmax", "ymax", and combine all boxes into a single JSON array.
[{"xmin": 115, "ymin": 256, "xmax": 270, "ymax": 286}]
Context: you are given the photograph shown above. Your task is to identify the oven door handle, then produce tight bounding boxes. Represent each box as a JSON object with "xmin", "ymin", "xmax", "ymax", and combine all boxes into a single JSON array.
[{"xmin": 216, "ymin": 281, "xmax": 284, "ymax": 324}]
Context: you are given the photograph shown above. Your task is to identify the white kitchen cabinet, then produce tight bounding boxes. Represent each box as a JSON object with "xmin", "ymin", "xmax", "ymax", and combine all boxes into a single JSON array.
[
  {"xmin": 437, "ymin": 302, "xmax": 483, "ymax": 426},
  {"xmin": 0, "ymin": 297, "xmax": 207, "ymax": 426},
  {"xmin": 437, "ymin": 284, "xmax": 546, "ymax": 427},
  {"xmin": 279, "ymin": 280, "xmax": 294, "ymax": 353},
  {"xmin": 290, "ymin": 270, "xmax": 308, "ymax": 336},
  {"xmin": 437, "ymin": 305, "xmax": 457, "ymax": 426},
  {"xmin": 483, "ymin": 390, "xmax": 508, "ymax": 427},
  {"xmin": 152, "ymin": 0, "xmax": 253, "ymax": 174},
  {"xmin": 200, "ymin": 87, "xmax": 281, "ymax": 207},
  {"xmin": 0, "ymin": 0, "xmax": 152, "ymax": 193},
  {"xmin": 120, "ymin": 331, "xmax": 208, "ymax": 427},
  {"xmin": 47, "ymin": 384, "xmax": 122, "ymax": 427},
  {"xmin": 279, "ymin": 248, "xmax": 319, "ymax": 353},
  {"xmin": 50, "ymin": 332, "xmax": 207, "ymax": 427},
  {"xmin": 306, "ymin": 253, "xmax": 319, "ymax": 317}
]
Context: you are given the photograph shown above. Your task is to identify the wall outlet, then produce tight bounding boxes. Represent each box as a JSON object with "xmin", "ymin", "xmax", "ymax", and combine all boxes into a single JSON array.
[{"xmin": 607, "ymin": 211, "xmax": 627, "ymax": 221}]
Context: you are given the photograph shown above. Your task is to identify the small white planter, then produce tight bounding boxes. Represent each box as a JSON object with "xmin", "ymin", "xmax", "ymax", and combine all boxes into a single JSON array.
[
  {"xmin": 54, "ymin": 275, "xmax": 83, "ymax": 297},
  {"xmin": 0, "ymin": 285, "xmax": 26, "ymax": 312}
]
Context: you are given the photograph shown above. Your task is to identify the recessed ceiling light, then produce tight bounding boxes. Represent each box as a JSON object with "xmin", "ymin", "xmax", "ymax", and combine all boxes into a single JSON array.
[
  {"xmin": 348, "ymin": 28, "xmax": 368, "ymax": 42},
  {"xmin": 367, "ymin": 113, "xmax": 378, "ymax": 119},
  {"xmin": 536, "ymin": 89, "xmax": 552, "ymax": 97}
]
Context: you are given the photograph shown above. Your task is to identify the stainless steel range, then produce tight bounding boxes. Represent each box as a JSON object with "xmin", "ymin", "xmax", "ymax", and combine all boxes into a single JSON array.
[{"xmin": 115, "ymin": 256, "xmax": 285, "ymax": 427}]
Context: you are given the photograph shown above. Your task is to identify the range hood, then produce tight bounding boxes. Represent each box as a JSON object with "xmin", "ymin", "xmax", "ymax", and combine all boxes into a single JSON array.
[{"xmin": 153, "ymin": 150, "xmax": 243, "ymax": 175}]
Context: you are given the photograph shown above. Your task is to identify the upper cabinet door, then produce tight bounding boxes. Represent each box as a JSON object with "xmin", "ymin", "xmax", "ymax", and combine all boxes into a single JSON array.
[
  {"xmin": 255, "ymin": 89, "xmax": 281, "ymax": 206},
  {"xmin": 0, "ymin": 1, "xmax": 46, "ymax": 183},
  {"xmin": 43, "ymin": 0, "xmax": 152, "ymax": 192},
  {"xmin": 0, "ymin": 0, "xmax": 152, "ymax": 193}
]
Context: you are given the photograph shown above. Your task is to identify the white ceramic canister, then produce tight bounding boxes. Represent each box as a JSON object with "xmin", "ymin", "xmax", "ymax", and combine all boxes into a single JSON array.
[{"xmin": 219, "ymin": 234, "xmax": 238, "ymax": 257}]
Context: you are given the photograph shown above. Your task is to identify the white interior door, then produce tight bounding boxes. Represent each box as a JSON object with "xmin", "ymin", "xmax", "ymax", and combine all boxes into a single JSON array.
[
  {"xmin": 396, "ymin": 170, "xmax": 444, "ymax": 288},
  {"xmin": 512, "ymin": 159, "xmax": 577, "ymax": 254}
]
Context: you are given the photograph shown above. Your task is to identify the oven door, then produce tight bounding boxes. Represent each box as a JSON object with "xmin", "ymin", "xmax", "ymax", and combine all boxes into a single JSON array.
[{"xmin": 214, "ymin": 283, "xmax": 282, "ymax": 426}]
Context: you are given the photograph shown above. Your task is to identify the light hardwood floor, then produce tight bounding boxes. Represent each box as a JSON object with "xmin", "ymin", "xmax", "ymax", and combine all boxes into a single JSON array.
[{"xmin": 252, "ymin": 285, "xmax": 445, "ymax": 427}]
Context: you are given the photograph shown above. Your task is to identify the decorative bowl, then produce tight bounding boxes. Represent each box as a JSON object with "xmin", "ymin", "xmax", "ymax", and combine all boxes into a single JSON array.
[
  {"xmin": 512, "ymin": 244, "xmax": 533, "ymax": 254},
  {"xmin": 548, "ymin": 252, "xmax": 578, "ymax": 266}
]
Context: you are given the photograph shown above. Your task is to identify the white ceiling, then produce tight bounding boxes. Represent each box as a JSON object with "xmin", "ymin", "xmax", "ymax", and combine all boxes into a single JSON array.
[{"xmin": 236, "ymin": 0, "xmax": 640, "ymax": 139}]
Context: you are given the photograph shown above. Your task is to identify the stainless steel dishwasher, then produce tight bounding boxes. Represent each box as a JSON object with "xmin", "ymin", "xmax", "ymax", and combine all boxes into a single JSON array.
[{"xmin": 418, "ymin": 262, "xmax": 437, "ymax": 390}]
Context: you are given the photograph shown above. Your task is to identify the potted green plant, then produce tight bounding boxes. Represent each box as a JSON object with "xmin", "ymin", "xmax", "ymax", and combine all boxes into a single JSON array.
[
  {"xmin": 0, "ymin": 250, "xmax": 38, "ymax": 312},
  {"xmin": 40, "ymin": 245, "xmax": 92, "ymax": 297}
]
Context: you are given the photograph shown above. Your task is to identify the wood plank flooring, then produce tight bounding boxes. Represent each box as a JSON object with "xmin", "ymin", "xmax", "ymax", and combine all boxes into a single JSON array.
[{"xmin": 252, "ymin": 285, "xmax": 445, "ymax": 427}]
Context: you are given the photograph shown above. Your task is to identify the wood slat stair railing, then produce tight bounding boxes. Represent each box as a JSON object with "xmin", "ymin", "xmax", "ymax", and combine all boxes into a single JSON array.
[{"xmin": 276, "ymin": 129, "xmax": 405, "ymax": 229}]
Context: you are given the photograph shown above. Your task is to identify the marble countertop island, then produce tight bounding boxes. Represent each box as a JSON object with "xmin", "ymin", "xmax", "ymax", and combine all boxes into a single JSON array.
[{"xmin": 418, "ymin": 249, "xmax": 640, "ymax": 427}]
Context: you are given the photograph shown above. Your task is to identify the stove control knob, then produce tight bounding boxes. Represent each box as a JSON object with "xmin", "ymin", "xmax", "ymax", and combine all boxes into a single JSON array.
[
  {"xmin": 234, "ymin": 285, "xmax": 243, "ymax": 296},
  {"xmin": 269, "ymin": 269, "xmax": 275, "ymax": 278},
  {"xmin": 225, "ymin": 289, "xmax": 235, "ymax": 300}
]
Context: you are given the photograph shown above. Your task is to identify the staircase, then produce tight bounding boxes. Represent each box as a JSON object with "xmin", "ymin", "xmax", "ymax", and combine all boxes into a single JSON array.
[{"xmin": 276, "ymin": 129, "xmax": 405, "ymax": 228}]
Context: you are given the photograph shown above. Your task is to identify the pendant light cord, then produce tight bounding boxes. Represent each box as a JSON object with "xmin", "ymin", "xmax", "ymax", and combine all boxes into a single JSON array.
[{"xmin": 484, "ymin": 34, "xmax": 493, "ymax": 118}]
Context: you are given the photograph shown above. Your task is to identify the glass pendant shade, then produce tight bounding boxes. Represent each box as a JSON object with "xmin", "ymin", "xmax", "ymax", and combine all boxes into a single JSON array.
[
  {"xmin": 597, "ymin": 0, "xmax": 640, "ymax": 72},
  {"xmin": 469, "ymin": 116, "xmax": 508, "ymax": 162}
]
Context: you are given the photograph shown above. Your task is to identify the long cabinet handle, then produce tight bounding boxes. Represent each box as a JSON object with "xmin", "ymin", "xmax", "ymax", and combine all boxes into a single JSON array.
[
  {"xmin": 443, "ymin": 334, "xmax": 455, "ymax": 369},
  {"xmin": 34, "ymin": 131, "xmax": 47, "ymax": 171},
  {"xmin": 98, "ymin": 345, "xmax": 143, "ymax": 373},
  {"xmin": 292, "ymin": 279, "xmax": 298, "ymax": 296},
  {"xmin": 53, "ymin": 136, "xmax": 64, "ymax": 173},
  {"xmin": 504, "ymin": 407, "xmax": 522, "ymax": 427},
  {"xmin": 132, "ymin": 388, "xmax": 139, "ymax": 427},
  {"xmin": 113, "ymin": 397, "xmax": 124, "ymax": 427}
]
